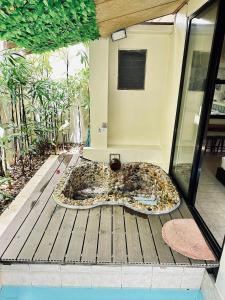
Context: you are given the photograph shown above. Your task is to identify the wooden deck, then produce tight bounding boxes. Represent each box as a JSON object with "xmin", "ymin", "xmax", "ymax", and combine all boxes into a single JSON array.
[{"xmin": 0, "ymin": 155, "xmax": 219, "ymax": 267}]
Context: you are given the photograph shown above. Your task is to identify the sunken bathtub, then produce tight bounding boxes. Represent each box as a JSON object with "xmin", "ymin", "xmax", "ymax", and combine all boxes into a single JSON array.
[{"xmin": 53, "ymin": 159, "xmax": 181, "ymax": 215}]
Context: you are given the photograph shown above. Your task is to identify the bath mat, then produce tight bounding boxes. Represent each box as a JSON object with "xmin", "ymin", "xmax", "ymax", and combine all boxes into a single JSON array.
[{"xmin": 162, "ymin": 219, "xmax": 216, "ymax": 261}]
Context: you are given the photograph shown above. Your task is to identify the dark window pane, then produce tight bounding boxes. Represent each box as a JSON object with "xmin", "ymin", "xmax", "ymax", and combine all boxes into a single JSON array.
[{"xmin": 118, "ymin": 50, "xmax": 146, "ymax": 90}]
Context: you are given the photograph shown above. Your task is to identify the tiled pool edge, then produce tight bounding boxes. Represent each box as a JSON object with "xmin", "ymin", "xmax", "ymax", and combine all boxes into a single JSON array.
[
  {"xmin": 0, "ymin": 264, "xmax": 205, "ymax": 289},
  {"xmin": 0, "ymin": 155, "xmax": 59, "ymax": 239},
  {"xmin": 201, "ymin": 271, "xmax": 223, "ymax": 300}
]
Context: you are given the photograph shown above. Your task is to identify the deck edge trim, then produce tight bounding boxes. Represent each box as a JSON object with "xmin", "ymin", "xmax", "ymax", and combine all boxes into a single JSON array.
[{"xmin": 0, "ymin": 155, "xmax": 59, "ymax": 239}]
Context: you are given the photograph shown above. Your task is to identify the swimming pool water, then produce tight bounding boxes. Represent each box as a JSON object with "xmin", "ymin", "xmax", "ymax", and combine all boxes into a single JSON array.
[{"xmin": 0, "ymin": 287, "xmax": 204, "ymax": 300}]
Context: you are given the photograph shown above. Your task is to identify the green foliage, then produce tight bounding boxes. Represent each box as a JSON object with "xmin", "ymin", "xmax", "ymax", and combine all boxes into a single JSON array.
[
  {"xmin": 0, "ymin": 176, "xmax": 10, "ymax": 186},
  {"xmin": 75, "ymin": 49, "xmax": 90, "ymax": 125},
  {"xmin": 0, "ymin": 50, "xmax": 71, "ymax": 172},
  {"xmin": 0, "ymin": 177, "xmax": 13, "ymax": 201},
  {"xmin": 0, "ymin": 0, "xmax": 99, "ymax": 53},
  {"xmin": 0, "ymin": 47, "xmax": 91, "ymax": 175}
]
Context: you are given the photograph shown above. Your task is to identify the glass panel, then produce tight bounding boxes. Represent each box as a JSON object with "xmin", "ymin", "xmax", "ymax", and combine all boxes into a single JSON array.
[
  {"xmin": 172, "ymin": 2, "xmax": 218, "ymax": 194},
  {"xmin": 195, "ymin": 35, "xmax": 225, "ymax": 248},
  {"xmin": 213, "ymin": 37, "xmax": 225, "ymax": 111}
]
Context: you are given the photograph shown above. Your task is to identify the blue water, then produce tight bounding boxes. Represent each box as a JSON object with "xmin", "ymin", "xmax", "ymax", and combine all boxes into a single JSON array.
[
  {"xmin": 0, "ymin": 287, "xmax": 204, "ymax": 300},
  {"xmin": 133, "ymin": 196, "xmax": 158, "ymax": 206}
]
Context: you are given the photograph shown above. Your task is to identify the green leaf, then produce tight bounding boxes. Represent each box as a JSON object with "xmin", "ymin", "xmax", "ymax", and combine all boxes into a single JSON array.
[{"xmin": 0, "ymin": 0, "xmax": 99, "ymax": 52}]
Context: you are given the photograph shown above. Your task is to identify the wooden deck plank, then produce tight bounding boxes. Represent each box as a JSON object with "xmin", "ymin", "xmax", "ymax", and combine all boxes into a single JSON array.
[
  {"xmin": 136, "ymin": 215, "xmax": 159, "ymax": 264},
  {"xmin": 1, "ymin": 155, "xmax": 71, "ymax": 261},
  {"xmin": 33, "ymin": 206, "xmax": 66, "ymax": 261},
  {"xmin": 178, "ymin": 200, "xmax": 193, "ymax": 219},
  {"xmin": 67, "ymin": 154, "xmax": 79, "ymax": 167},
  {"xmin": 81, "ymin": 207, "xmax": 101, "ymax": 263},
  {"xmin": 97, "ymin": 206, "xmax": 112, "ymax": 263},
  {"xmin": 124, "ymin": 209, "xmax": 143, "ymax": 263},
  {"xmin": 49, "ymin": 209, "xmax": 77, "ymax": 262},
  {"xmin": 148, "ymin": 215, "xmax": 174, "ymax": 264},
  {"xmin": 65, "ymin": 209, "xmax": 89, "ymax": 262},
  {"xmin": 17, "ymin": 199, "xmax": 56, "ymax": 261},
  {"xmin": 160, "ymin": 213, "xmax": 190, "ymax": 265},
  {"xmin": 170, "ymin": 207, "xmax": 185, "ymax": 219},
  {"xmin": 112, "ymin": 206, "xmax": 127, "ymax": 263},
  {"xmin": 0, "ymin": 155, "xmax": 64, "ymax": 257}
]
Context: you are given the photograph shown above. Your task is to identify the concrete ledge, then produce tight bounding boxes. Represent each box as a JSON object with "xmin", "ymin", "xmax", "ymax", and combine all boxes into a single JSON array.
[
  {"xmin": 0, "ymin": 155, "xmax": 59, "ymax": 239},
  {"xmin": 0, "ymin": 264, "xmax": 205, "ymax": 288},
  {"xmin": 83, "ymin": 146, "xmax": 164, "ymax": 169},
  {"xmin": 201, "ymin": 271, "xmax": 223, "ymax": 300}
]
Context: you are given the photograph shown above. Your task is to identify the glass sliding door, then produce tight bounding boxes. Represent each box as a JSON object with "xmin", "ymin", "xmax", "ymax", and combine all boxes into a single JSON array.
[{"xmin": 171, "ymin": 1, "xmax": 219, "ymax": 195}]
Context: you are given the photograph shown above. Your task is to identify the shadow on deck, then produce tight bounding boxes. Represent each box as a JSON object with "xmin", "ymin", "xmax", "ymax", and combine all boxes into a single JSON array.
[{"xmin": 0, "ymin": 155, "xmax": 219, "ymax": 268}]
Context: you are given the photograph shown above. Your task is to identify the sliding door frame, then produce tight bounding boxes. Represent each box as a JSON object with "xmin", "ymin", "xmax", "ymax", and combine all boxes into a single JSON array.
[{"xmin": 169, "ymin": 0, "xmax": 225, "ymax": 258}]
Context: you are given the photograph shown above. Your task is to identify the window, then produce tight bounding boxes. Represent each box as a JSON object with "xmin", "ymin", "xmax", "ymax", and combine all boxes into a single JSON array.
[{"xmin": 118, "ymin": 50, "xmax": 147, "ymax": 90}]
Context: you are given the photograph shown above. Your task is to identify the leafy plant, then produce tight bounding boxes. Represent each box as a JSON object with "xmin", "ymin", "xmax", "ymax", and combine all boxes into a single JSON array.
[
  {"xmin": 0, "ymin": 51, "xmax": 33, "ymax": 172},
  {"xmin": 0, "ymin": 46, "xmax": 90, "ymax": 177},
  {"xmin": 0, "ymin": 176, "xmax": 13, "ymax": 201},
  {"xmin": 0, "ymin": 0, "xmax": 99, "ymax": 53}
]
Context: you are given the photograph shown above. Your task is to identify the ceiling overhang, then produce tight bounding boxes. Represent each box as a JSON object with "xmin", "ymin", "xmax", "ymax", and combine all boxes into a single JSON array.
[{"xmin": 95, "ymin": 0, "xmax": 188, "ymax": 37}]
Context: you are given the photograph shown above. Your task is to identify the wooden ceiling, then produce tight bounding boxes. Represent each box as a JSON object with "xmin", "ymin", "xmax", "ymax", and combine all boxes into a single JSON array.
[{"xmin": 95, "ymin": 0, "xmax": 188, "ymax": 37}]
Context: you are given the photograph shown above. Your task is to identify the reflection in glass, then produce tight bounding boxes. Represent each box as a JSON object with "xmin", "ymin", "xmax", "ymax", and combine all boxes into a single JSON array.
[
  {"xmin": 213, "ymin": 39, "xmax": 225, "ymax": 106},
  {"xmin": 172, "ymin": 2, "xmax": 218, "ymax": 194},
  {"xmin": 195, "ymin": 35, "xmax": 225, "ymax": 248}
]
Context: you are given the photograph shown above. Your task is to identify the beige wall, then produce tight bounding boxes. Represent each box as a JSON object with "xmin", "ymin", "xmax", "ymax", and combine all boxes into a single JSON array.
[
  {"xmin": 187, "ymin": 0, "xmax": 208, "ymax": 16},
  {"xmin": 108, "ymin": 25, "xmax": 173, "ymax": 149},
  {"xmin": 89, "ymin": 38, "xmax": 109, "ymax": 149},
  {"xmin": 87, "ymin": 0, "xmax": 213, "ymax": 170},
  {"xmin": 87, "ymin": 22, "xmax": 186, "ymax": 169},
  {"xmin": 87, "ymin": 25, "xmax": 177, "ymax": 168}
]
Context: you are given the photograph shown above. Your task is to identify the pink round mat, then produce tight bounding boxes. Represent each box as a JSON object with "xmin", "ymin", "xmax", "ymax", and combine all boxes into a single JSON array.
[{"xmin": 162, "ymin": 219, "xmax": 216, "ymax": 261}]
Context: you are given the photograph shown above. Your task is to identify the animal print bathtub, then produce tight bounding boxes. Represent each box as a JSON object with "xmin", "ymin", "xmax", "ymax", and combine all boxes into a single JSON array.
[{"xmin": 53, "ymin": 159, "xmax": 181, "ymax": 215}]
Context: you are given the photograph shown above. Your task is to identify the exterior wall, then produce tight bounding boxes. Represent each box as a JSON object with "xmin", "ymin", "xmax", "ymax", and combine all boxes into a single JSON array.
[
  {"xmin": 108, "ymin": 25, "xmax": 173, "ymax": 148},
  {"xmin": 187, "ymin": 0, "xmax": 208, "ymax": 16},
  {"xmin": 87, "ymin": 20, "xmax": 188, "ymax": 169},
  {"xmin": 89, "ymin": 38, "xmax": 109, "ymax": 149},
  {"xmin": 87, "ymin": 25, "xmax": 175, "ymax": 168}
]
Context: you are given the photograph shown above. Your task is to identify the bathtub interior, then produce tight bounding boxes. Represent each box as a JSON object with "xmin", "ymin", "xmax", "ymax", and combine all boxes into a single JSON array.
[{"xmin": 53, "ymin": 160, "xmax": 181, "ymax": 214}]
